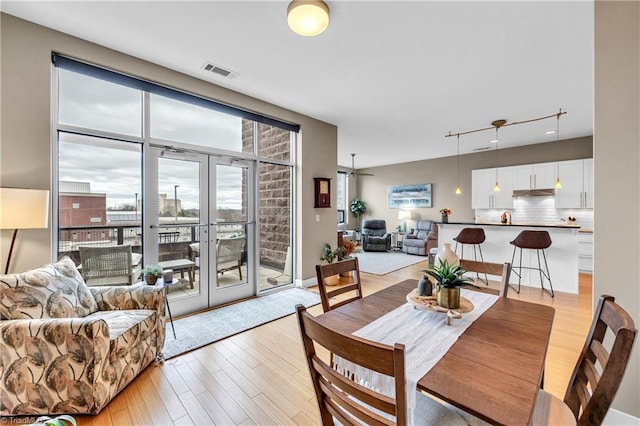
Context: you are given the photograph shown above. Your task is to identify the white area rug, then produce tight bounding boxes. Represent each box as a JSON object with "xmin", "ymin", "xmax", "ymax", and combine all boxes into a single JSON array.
[
  {"xmin": 355, "ymin": 250, "xmax": 427, "ymax": 275},
  {"xmin": 162, "ymin": 288, "xmax": 320, "ymax": 359}
]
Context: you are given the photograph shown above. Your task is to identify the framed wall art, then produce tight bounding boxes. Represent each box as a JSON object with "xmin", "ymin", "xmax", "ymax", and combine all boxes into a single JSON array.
[{"xmin": 387, "ymin": 183, "xmax": 432, "ymax": 208}]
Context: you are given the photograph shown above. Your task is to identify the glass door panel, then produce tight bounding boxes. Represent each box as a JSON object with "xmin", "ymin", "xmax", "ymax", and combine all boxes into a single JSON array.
[
  {"xmin": 145, "ymin": 148, "xmax": 209, "ymax": 316},
  {"xmin": 209, "ymin": 161, "xmax": 254, "ymax": 305}
]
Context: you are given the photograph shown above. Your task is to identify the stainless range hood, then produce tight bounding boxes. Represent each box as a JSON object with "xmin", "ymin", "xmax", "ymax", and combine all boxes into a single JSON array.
[{"xmin": 512, "ymin": 188, "xmax": 556, "ymax": 197}]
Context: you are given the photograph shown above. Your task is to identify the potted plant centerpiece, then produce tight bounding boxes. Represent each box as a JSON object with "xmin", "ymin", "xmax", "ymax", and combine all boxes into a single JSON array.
[
  {"xmin": 142, "ymin": 264, "xmax": 163, "ymax": 285},
  {"xmin": 423, "ymin": 260, "xmax": 476, "ymax": 309}
]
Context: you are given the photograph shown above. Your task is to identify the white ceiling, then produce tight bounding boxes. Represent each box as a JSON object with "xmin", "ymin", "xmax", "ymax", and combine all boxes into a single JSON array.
[{"xmin": 1, "ymin": 1, "xmax": 594, "ymax": 169}]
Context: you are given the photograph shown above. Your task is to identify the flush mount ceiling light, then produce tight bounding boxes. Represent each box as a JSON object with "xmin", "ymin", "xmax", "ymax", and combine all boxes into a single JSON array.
[{"xmin": 287, "ymin": 1, "xmax": 330, "ymax": 36}]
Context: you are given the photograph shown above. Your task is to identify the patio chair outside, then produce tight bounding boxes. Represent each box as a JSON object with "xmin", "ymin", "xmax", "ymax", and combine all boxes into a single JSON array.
[
  {"xmin": 217, "ymin": 236, "xmax": 245, "ymax": 280},
  {"xmin": 79, "ymin": 244, "xmax": 141, "ymax": 286}
]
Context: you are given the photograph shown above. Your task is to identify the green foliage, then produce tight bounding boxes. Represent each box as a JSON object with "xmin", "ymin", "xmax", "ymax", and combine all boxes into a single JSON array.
[
  {"xmin": 320, "ymin": 243, "xmax": 343, "ymax": 264},
  {"xmin": 29, "ymin": 415, "xmax": 77, "ymax": 426},
  {"xmin": 142, "ymin": 264, "xmax": 163, "ymax": 276},
  {"xmin": 349, "ymin": 198, "xmax": 367, "ymax": 217},
  {"xmin": 423, "ymin": 260, "xmax": 476, "ymax": 289}
]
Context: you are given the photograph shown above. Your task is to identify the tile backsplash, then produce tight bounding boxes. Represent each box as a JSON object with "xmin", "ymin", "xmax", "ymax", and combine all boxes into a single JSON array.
[{"xmin": 475, "ymin": 196, "xmax": 593, "ymax": 229}]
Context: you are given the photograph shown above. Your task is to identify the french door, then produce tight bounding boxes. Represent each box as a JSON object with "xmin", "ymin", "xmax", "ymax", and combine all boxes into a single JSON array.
[{"xmin": 145, "ymin": 147, "xmax": 255, "ymax": 316}]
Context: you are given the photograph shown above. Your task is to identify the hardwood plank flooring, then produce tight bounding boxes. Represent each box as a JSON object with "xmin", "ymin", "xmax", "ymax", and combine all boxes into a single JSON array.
[{"xmin": 72, "ymin": 259, "xmax": 592, "ymax": 425}]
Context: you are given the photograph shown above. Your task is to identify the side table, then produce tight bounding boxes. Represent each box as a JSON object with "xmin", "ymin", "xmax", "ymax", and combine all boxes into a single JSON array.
[
  {"xmin": 150, "ymin": 278, "xmax": 179, "ymax": 338},
  {"xmin": 391, "ymin": 232, "xmax": 405, "ymax": 251}
]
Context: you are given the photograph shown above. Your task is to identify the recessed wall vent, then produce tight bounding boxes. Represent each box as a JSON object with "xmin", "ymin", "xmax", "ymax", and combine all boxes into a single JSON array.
[{"xmin": 201, "ymin": 62, "xmax": 238, "ymax": 79}]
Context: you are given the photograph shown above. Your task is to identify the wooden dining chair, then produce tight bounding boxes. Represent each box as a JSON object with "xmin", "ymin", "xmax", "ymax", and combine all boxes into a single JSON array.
[
  {"xmin": 459, "ymin": 259, "xmax": 511, "ymax": 298},
  {"xmin": 532, "ymin": 294, "xmax": 637, "ymax": 426},
  {"xmin": 444, "ymin": 294, "xmax": 636, "ymax": 426},
  {"xmin": 315, "ymin": 257, "xmax": 363, "ymax": 313},
  {"xmin": 295, "ymin": 305, "xmax": 467, "ymax": 426}
]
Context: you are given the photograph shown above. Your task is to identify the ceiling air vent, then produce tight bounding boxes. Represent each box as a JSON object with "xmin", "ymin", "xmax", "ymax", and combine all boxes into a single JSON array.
[{"xmin": 201, "ymin": 62, "xmax": 237, "ymax": 79}]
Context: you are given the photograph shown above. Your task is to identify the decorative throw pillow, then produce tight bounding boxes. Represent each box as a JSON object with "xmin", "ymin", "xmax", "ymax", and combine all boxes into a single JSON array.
[{"xmin": 0, "ymin": 256, "xmax": 98, "ymax": 320}]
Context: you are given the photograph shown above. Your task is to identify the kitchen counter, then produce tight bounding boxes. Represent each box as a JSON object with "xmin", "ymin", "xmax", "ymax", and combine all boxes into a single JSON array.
[
  {"xmin": 441, "ymin": 221, "xmax": 581, "ymax": 229},
  {"xmin": 438, "ymin": 222, "xmax": 579, "ymax": 294}
]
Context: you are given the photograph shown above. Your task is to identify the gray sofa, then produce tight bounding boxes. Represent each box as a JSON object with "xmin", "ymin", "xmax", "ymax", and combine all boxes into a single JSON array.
[
  {"xmin": 402, "ymin": 220, "xmax": 438, "ymax": 255},
  {"xmin": 361, "ymin": 219, "xmax": 391, "ymax": 252}
]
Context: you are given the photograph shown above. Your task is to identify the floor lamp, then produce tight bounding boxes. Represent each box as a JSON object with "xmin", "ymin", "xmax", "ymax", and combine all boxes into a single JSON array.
[{"xmin": 0, "ymin": 188, "xmax": 50, "ymax": 274}]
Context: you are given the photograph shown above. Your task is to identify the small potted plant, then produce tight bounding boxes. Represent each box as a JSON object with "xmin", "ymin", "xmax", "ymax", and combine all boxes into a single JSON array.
[
  {"xmin": 339, "ymin": 239, "xmax": 357, "ymax": 260},
  {"xmin": 142, "ymin": 264, "xmax": 163, "ymax": 285},
  {"xmin": 423, "ymin": 259, "xmax": 476, "ymax": 308},
  {"xmin": 439, "ymin": 208, "xmax": 452, "ymax": 223},
  {"xmin": 29, "ymin": 415, "xmax": 76, "ymax": 426},
  {"xmin": 320, "ymin": 243, "xmax": 342, "ymax": 264}
]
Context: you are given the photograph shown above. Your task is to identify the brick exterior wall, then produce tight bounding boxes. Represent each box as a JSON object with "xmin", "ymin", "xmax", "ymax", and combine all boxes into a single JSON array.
[
  {"xmin": 243, "ymin": 121, "xmax": 292, "ymax": 269},
  {"xmin": 59, "ymin": 193, "xmax": 106, "ymax": 227}
]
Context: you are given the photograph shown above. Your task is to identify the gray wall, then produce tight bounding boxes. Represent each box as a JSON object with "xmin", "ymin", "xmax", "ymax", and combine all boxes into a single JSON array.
[
  {"xmin": 0, "ymin": 13, "xmax": 337, "ymax": 282},
  {"xmin": 594, "ymin": 0, "xmax": 639, "ymax": 417},
  {"xmin": 357, "ymin": 136, "xmax": 592, "ymax": 227}
]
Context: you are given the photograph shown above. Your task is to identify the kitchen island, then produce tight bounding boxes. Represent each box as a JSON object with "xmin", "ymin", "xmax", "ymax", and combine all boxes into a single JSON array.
[{"xmin": 438, "ymin": 222, "xmax": 580, "ymax": 294}]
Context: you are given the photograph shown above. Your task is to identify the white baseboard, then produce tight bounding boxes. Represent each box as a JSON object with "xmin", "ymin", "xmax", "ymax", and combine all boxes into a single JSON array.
[
  {"xmin": 296, "ymin": 276, "xmax": 318, "ymax": 288},
  {"xmin": 603, "ymin": 408, "xmax": 640, "ymax": 425}
]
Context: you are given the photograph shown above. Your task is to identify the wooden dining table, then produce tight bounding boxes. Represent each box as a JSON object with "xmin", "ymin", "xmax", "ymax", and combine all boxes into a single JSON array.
[{"xmin": 314, "ymin": 279, "xmax": 555, "ymax": 426}]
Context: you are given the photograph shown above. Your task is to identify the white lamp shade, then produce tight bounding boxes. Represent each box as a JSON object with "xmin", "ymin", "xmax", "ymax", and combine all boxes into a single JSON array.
[
  {"xmin": 287, "ymin": 1, "xmax": 330, "ymax": 36},
  {"xmin": 0, "ymin": 188, "xmax": 50, "ymax": 229},
  {"xmin": 398, "ymin": 210, "xmax": 412, "ymax": 220}
]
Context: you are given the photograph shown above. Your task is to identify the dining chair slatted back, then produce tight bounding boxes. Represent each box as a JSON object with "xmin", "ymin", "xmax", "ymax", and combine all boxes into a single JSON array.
[
  {"xmin": 296, "ymin": 304, "xmax": 407, "ymax": 425},
  {"xmin": 530, "ymin": 295, "xmax": 637, "ymax": 426},
  {"xmin": 79, "ymin": 244, "xmax": 134, "ymax": 286},
  {"xmin": 561, "ymin": 294, "xmax": 636, "ymax": 425},
  {"xmin": 459, "ymin": 259, "xmax": 511, "ymax": 298},
  {"xmin": 315, "ymin": 258, "xmax": 363, "ymax": 313}
]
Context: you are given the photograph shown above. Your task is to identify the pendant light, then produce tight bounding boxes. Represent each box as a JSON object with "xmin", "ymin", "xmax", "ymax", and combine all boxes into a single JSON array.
[
  {"xmin": 455, "ymin": 134, "xmax": 462, "ymax": 194},
  {"xmin": 554, "ymin": 109, "xmax": 563, "ymax": 189},
  {"xmin": 491, "ymin": 119, "xmax": 506, "ymax": 192},
  {"xmin": 287, "ymin": 1, "xmax": 330, "ymax": 36}
]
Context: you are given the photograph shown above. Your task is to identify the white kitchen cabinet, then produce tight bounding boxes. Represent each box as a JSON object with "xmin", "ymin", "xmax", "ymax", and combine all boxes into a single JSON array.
[
  {"xmin": 472, "ymin": 168, "xmax": 513, "ymax": 209},
  {"xmin": 555, "ymin": 159, "xmax": 593, "ymax": 208},
  {"xmin": 578, "ymin": 232, "xmax": 593, "ymax": 273},
  {"xmin": 493, "ymin": 166, "xmax": 514, "ymax": 208},
  {"xmin": 583, "ymin": 158, "xmax": 593, "ymax": 208},
  {"xmin": 512, "ymin": 162, "xmax": 556, "ymax": 189},
  {"xmin": 472, "ymin": 169, "xmax": 494, "ymax": 209}
]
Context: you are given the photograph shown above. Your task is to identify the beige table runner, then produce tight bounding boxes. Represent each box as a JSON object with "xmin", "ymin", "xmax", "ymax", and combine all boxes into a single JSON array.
[{"xmin": 333, "ymin": 289, "xmax": 498, "ymax": 423}]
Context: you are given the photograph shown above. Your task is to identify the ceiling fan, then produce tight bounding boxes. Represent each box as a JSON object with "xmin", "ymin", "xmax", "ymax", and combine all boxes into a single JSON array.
[{"xmin": 348, "ymin": 153, "xmax": 374, "ymax": 177}]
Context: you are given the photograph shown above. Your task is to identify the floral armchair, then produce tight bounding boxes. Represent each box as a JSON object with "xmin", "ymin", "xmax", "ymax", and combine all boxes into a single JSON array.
[{"xmin": 0, "ymin": 256, "xmax": 166, "ymax": 416}]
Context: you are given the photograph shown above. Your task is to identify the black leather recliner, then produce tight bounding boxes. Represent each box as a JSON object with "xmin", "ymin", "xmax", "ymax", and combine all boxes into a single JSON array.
[{"xmin": 361, "ymin": 219, "xmax": 391, "ymax": 252}]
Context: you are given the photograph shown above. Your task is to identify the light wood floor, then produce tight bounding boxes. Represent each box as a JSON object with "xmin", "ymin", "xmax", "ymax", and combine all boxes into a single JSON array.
[{"xmin": 74, "ymin": 260, "xmax": 593, "ymax": 425}]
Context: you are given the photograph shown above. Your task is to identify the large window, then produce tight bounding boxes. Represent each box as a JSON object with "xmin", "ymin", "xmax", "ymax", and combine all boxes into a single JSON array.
[
  {"xmin": 58, "ymin": 69, "xmax": 142, "ymax": 137},
  {"xmin": 57, "ymin": 133, "xmax": 142, "ymax": 259},
  {"xmin": 337, "ymin": 171, "xmax": 347, "ymax": 225},
  {"xmin": 150, "ymin": 94, "xmax": 251, "ymax": 154},
  {"xmin": 54, "ymin": 56, "xmax": 298, "ymax": 294}
]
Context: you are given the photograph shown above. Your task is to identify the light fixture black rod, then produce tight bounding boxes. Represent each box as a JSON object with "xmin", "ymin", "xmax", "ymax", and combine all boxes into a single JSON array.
[{"xmin": 445, "ymin": 109, "xmax": 567, "ymax": 138}]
